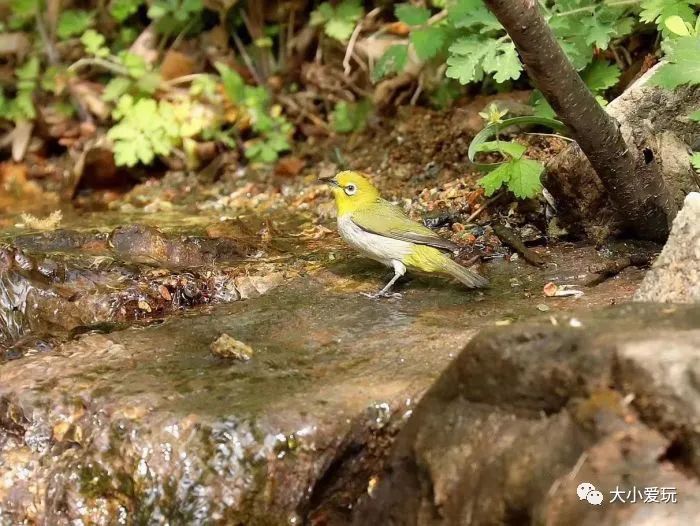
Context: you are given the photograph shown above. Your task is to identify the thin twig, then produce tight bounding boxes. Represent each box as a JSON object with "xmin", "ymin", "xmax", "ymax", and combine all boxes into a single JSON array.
[
  {"xmin": 410, "ymin": 78, "xmax": 423, "ymax": 105},
  {"xmin": 343, "ymin": 21, "xmax": 363, "ymax": 76},
  {"xmin": 68, "ymin": 57, "xmax": 129, "ymax": 76},
  {"xmin": 465, "ymin": 191, "xmax": 503, "ymax": 223},
  {"xmin": 231, "ymin": 33, "xmax": 263, "ymax": 85},
  {"xmin": 162, "ymin": 73, "xmax": 211, "ymax": 88}
]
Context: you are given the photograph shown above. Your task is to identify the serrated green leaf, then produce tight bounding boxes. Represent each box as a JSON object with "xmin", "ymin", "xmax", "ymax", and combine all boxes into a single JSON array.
[
  {"xmin": 691, "ymin": 152, "xmax": 700, "ymax": 171},
  {"xmin": 650, "ymin": 36, "xmax": 700, "ymax": 88},
  {"xmin": 690, "ymin": 109, "xmax": 700, "ymax": 121},
  {"xmin": 448, "ymin": 0, "xmax": 500, "ymax": 30},
  {"xmin": 57, "ymin": 10, "xmax": 93, "ymax": 39},
  {"xmin": 508, "ymin": 158, "xmax": 544, "ymax": 198},
  {"xmin": 447, "ymin": 36, "xmax": 522, "ymax": 84},
  {"xmin": 478, "ymin": 163, "xmax": 512, "ymax": 196},
  {"xmin": 446, "ymin": 37, "xmax": 489, "ymax": 84},
  {"xmin": 483, "ymin": 41, "xmax": 522, "ymax": 83},
  {"xmin": 372, "ymin": 45, "xmax": 408, "ymax": 83},
  {"xmin": 640, "ymin": 0, "xmax": 697, "ymax": 27},
  {"xmin": 396, "ymin": 3, "xmax": 431, "ymax": 26},
  {"xmin": 582, "ymin": 60, "xmax": 621, "ymax": 93},
  {"xmin": 478, "ymin": 157, "xmax": 544, "ymax": 198},
  {"xmin": 583, "ymin": 16, "xmax": 616, "ymax": 49},
  {"xmin": 410, "ymin": 26, "xmax": 446, "ymax": 60},
  {"xmin": 311, "ymin": 0, "xmax": 363, "ymax": 42}
]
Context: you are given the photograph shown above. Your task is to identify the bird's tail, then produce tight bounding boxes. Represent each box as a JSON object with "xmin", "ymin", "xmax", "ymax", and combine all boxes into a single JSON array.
[{"xmin": 440, "ymin": 257, "xmax": 489, "ymax": 289}]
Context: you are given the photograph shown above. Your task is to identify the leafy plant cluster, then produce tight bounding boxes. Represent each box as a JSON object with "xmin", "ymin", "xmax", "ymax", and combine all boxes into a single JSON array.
[
  {"xmin": 354, "ymin": 0, "xmax": 698, "ymax": 197},
  {"xmin": 1, "ymin": 0, "xmax": 292, "ymax": 167}
]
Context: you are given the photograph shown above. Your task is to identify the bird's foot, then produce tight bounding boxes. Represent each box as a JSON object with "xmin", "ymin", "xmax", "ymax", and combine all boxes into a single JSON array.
[{"xmin": 361, "ymin": 291, "xmax": 403, "ymax": 300}]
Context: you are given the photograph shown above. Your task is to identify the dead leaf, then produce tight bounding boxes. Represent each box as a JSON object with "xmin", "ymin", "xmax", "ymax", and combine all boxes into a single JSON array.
[
  {"xmin": 384, "ymin": 21, "xmax": 411, "ymax": 36},
  {"xmin": 161, "ymin": 50, "xmax": 197, "ymax": 80},
  {"xmin": 275, "ymin": 156, "xmax": 306, "ymax": 177}
]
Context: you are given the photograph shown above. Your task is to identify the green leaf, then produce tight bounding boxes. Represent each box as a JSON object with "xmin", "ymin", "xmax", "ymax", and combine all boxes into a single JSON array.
[
  {"xmin": 215, "ymin": 62, "xmax": 246, "ymax": 103},
  {"xmin": 311, "ymin": 0, "xmax": 363, "ymax": 42},
  {"xmin": 16, "ymin": 57, "xmax": 39, "ymax": 81},
  {"xmin": 448, "ymin": 0, "xmax": 500, "ymax": 30},
  {"xmin": 395, "ymin": 3, "xmax": 431, "ymax": 26},
  {"xmin": 483, "ymin": 40, "xmax": 522, "ymax": 83},
  {"xmin": 507, "ymin": 158, "xmax": 545, "ymax": 198},
  {"xmin": 478, "ymin": 157, "xmax": 544, "ymax": 198},
  {"xmin": 446, "ymin": 36, "xmax": 522, "ymax": 85},
  {"xmin": 582, "ymin": 60, "xmax": 621, "ymax": 93},
  {"xmin": 108, "ymin": 96, "xmax": 179, "ymax": 167},
  {"xmin": 81, "ymin": 29, "xmax": 110, "ymax": 57},
  {"xmin": 103, "ymin": 77, "xmax": 132, "ymax": 101},
  {"xmin": 57, "ymin": 10, "xmax": 93, "ymax": 39},
  {"xmin": 475, "ymin": 141, "xmax": 527, "ymax": 159},
  {"xmin": 478, "ymin": 163, "xmax": 512, "ymax": 196},
  {"xmin": 691, "ymin": 152, "xmax": 700, "ymax": 172},
  {"xmin": 331, "ymin": 99, "xmax": 373, "ymax": 133},
  {"xmin": 120, "ymin": 52, "xmax": 148, "ymax": 77},
  {"xmin": 411, "ymin": 26, "xmax": 446, "ymax": 60},
  {"xmin": 650, "ymin": 36, "xmax": 700, "ymax": 89},
  {"xmin": 640, "ymin": 0, "xmax": 697, "ymax": 28},
  {"xmin": 371, "ymin": 45, "xmax": 408, "ymax": 83},
  {"xmin": 690, "ymin": 109, "xmax": 700, "ymax": 121},
  {"xmin": 136, "ymin": 72, "xmax": 162, "ymax": 94},
  {"xmin": 11, "ymin": 0, "xmax": 38, "ymax": 17},
  {"xmin": 446, "ymin": 37, "xmax": 488, "ymax": 84},
  {"xmin": 665, "ymin": 14, "xmax": 692, "ymax": 35},
  {"xmin": 110, "ymin": 0, "xmax": 144, "ymax": 22}
]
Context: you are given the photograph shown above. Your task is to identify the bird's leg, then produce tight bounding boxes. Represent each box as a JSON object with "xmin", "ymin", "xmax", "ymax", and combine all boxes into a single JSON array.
[{"xmin": 363, "ymin": 260, "xmax": 406, "ymax": 299}]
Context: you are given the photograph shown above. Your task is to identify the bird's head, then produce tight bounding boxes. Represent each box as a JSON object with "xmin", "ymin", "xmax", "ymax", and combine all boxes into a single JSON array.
[{"xmin": 327, "ymin": 171, "xmax": 380, "ymax": 215}]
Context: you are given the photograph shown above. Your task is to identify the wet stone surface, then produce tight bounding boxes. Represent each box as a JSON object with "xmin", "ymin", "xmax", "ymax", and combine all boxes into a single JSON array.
[{"xmin": 0, "ymin": 235, "xmax": 650, "ymax": 524}]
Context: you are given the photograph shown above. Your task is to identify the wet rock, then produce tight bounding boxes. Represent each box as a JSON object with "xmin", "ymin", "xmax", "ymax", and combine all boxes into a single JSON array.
[
  {"xmin": 634, "ymin": 193, "xmax": 700, "ymax": 303},
  {"xmin": 109, "ymin": 224, "xmax": 248, "ymax": 268},
  {"xmin": 0, "ymin": 243, "xmax": 286, "ymax": 356},
  {"xmin": 210, "ymin": 333, "xmax": 254, "ymax": 361},
  {"xmin": 353, "ymin": 303, "xmax": 700, "ymax": 525},
  {"xmin": 0, "ymin": 280, "xmax": 490, "ymax": 524}
]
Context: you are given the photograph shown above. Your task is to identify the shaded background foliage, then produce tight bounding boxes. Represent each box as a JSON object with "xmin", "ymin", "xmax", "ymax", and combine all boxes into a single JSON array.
[{"xmin": 0, "ymin": 0, "xmax": 698, "ymax": 194}]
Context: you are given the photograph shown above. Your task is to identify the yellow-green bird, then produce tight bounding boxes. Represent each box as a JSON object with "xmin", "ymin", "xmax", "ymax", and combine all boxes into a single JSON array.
[{"xmin": 328, "ymin": 171, "xmax": 488, "ymax": 298}]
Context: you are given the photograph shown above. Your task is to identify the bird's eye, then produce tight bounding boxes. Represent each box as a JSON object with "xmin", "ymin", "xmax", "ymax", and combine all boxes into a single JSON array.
[{"xmin": 344, "ymin": 184, "xmax": 357, "ymax": 196}]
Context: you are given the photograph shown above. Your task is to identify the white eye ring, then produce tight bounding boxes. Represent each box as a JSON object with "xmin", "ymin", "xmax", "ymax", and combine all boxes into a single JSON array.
[{"xmin": 344, "ymin": 184, "xmax": 357, "ymax": 196}]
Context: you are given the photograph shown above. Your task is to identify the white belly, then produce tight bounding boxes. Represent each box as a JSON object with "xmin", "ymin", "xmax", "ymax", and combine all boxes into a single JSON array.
[{"xmin": 337, "ymin": 214, "xmax": 413, "ymax": 267}]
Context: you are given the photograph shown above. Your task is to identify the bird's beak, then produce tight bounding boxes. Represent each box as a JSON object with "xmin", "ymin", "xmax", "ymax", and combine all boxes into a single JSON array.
[{"xmin": 327, "ymin": 179, "xmax": 340, "ymax": 188}]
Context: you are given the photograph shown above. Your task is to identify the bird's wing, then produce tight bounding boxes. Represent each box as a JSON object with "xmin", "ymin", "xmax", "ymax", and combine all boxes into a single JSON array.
[{"xmin": 351, "ymin": 199, "xmax": 460, "ymax": 252}]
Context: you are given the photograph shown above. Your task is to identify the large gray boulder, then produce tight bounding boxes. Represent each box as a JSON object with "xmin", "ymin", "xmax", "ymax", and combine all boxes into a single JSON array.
[
  {"xmin": 635, "ymin": 192, "xmax": 700, "ymax": 303},
  {"xmin": 353, "ymin": 304, "xmax": 700, "ymax": 525}
]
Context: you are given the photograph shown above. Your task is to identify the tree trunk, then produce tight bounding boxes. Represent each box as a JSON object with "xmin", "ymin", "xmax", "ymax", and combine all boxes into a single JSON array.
[{"xmin": 483, "ymin": 0, "xmax": 677, "ymax": 242}]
